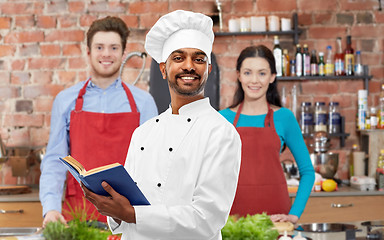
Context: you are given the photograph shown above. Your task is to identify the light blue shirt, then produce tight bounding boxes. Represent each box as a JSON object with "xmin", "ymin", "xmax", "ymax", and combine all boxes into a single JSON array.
[
  {"xmin": 219, "ymin": 107, "xmax": 315, "ymax": 218},
  {"xmin": 39, "ymin": 78, "xmax": 158, "ymax": 216}
]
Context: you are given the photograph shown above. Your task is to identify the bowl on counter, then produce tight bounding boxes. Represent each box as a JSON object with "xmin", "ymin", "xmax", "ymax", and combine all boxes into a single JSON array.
[{"xmin": 310, "ymin": 152, "xmax": 339, "ymax": 179}]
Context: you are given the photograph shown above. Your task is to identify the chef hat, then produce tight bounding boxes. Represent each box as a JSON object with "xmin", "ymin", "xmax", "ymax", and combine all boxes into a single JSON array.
[{"xmin": 145, "ymin": 10, "xmax": 214, "ymax": 64}]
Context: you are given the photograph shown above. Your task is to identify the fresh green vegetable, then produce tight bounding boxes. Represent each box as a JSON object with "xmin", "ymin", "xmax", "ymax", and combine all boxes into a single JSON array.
[
  {"xmin": 43, "ymin": 219, "xmax": 113, "ymax": 240},
  {"xmin": 222, "ymin": 213, "xmax": 279, "ymax": 240}
]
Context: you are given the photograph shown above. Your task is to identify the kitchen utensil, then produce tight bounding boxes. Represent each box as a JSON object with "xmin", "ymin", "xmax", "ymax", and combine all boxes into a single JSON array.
[
  {"xmin": 309, "ymin": 131, "xmax": 330, "ymax": 153},
  {"xmin": 298, "ymin": 223, "xmax": 356, "ymax": 233},
  {"xmin": 310, "ymin": 152, "xmax": 339, "ymax": 178},
  {"xmin": 353, "ymin": 151, "xmax": 366, "ymax": 176}
]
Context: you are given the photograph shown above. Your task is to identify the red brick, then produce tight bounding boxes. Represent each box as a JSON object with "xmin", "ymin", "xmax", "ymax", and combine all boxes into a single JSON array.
[
  {"xmin": 30, "ymin": 127, "xmax": 50, "ymax": 146},
  {"xmin": 87, "ymin": 1, "xmax": 108, "ymax": 13},
  {"xmin": 124, "ymin": 42, "xmax": 145, "ymax": 53},
  {"xmin": 338, "ymin": 80, "xmax": 365, "ymax": 93},
  {"xmin": 314, "ymin": 13, "xmax": 334, "ymax": 25},
  {"xmin": 15, "ymin": 15, "xmax": 35, "ymax": 28},
  {"xmin": 57, "ymin": 71, "xmax": 77, "ymax": 84},
  {"xmin": 298, "ymin": 0, "xmax": 338, "ymax": 11},
  {"xmin": 169, "ymin": 1, "xmax": 193, "ymax": 11},
  {"xmin": 129, "ymin": 2, "xmax": 168, "ymax": 14},
  {"xmin": 46, "ymin": 1, "xmax": 68, "ymax": 14},
  {"xmin": 19, "ymin": 44, "xmax": 39, "ymax": 57},
  {"xmin": 11, "ymin": 60, "xmax": 26, "ymax": 71},
  {"xmin": 216, "ymin": 56, "xmax": 237, "ymax": 69},
  {"xmin": 63, "ymin": 44, "xmax": 82, "ymax": 56},
  {"xmin": 58, "ymin": 16, "xmax": 78, "ymax": 28},
  {"xmin": 45, "ymin": 30, "xmax": 84, "ymax": 42},
  {"xmin": 298, "ymin": 13, "xmax": 313, "ymax": 26},
  {"xmin": 11, "ymin": 72, "xmax": 31, "ymax": 85},
  {"xmin": 120, "ymin": 15, "xmax": 139, "ymax": 28},
  {"xmin": 0, "ymin": 86, "xmax": 19, "ymax": 99},
  {"xmin": 108, "ymin": 2, "xmax": 127, "ymax": 13},
  {"xmin": 31, "ymin": 71, "xmax": 53, "ymax": 85},
  {"xmin": 1, "ymin": 3, "xmax": 31, "ymax": 15},
  {"xmin": 301, "ymin": 81, "xmax": 340, "ymax": 95},
  {"xmin": 234, "ymin": 1, "xmax": 255, "ymax": 13},
  {"xmin": 68, "ymin": 57, "xmax": 87, "ymax": 69},
  {"xmin": 375, "ymin": 12, "xmax": 384, "ymax": 23},
  {"xmin": 351, "ymin": 25, "xmax": 384, "ymax": 38},
  {"xmin": 23, "ymin": 85, "xmax": 65, "ymax": 99},
  {"xmin": 4, "ymin": 31, "xmax": 44, "ymax": 44},
  {"xmin": 191, "ymin": 1, "xmax": 217, "ymax": 14},
  {"xmin": 79, "ymin": 15, "xmax": 98, "ymax": 27},
  {"xmin": 140, "ymin": 13, "xmax": 162, "ymax": 29},
  {"xmin": 0, "ymin": 72, "xmax": 10, "ymax": 85},
  {"xmin": 40, "ymin": 44, "xmax": 61, "ymax": 56},
  {"xmin": 36, "ymin": 16, "xmax": 57, "ymax": 28},
  {"xmin": 308, "ymin": 26, "xmax": 348, "ymax": 39},
  {"xmin": 69, "ymin": 1, "xmax": 85, "ymax": 13},
  {"xmin": 257, "ymin": 0, "xmax": 296, "ymax": 12},
  {"xmin": 28, "ymin": 58, "xmax": 65, "ymax": 70},
  {"xmin": 0, "ymin": 45, "xmax": 15, "ymax": 57},
  {"xmin": 370, "ymin": 66, "xmax": 384, "ymax": 79},
  {"xmin": 4, "ymin": 114, "xmax": 44, "ymax": 127},
  {"xmin": 339, "ymin": 0, "xmax": 376, "ymax": 11},
  {"xmin": 212, "ymin": 42, "xmax": 229, "ymax": 55},
  {"xmin": 0, "ymin": 17, "xmax": 11, "ymax": 29}
]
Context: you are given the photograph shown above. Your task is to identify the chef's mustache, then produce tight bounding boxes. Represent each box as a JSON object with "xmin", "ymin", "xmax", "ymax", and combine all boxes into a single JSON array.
[{"xmin": 175, "ymin": 69, "xmax": 201, "ymax": 79}]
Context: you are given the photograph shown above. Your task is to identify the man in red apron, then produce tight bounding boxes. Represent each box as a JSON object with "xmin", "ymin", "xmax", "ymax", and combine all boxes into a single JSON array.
[
  {"xmin": 40, "ymin": 16, "xmax": 158, "ymax": 227},
  {"xmin": 230, "ymin": 102, "xmax": 291, "ymax": 217}
]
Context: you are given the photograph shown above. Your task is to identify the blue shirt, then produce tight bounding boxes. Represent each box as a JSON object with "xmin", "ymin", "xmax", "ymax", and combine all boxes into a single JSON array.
[
  {"xmin": 39, "ymin": 78, "xmax": 158, "ymax": 216},
  {"xmin": 219, "ymin": 107, "xmax": 315, "ymax": 218}
]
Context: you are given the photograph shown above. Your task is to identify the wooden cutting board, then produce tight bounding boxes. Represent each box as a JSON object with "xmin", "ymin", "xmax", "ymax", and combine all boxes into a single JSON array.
[{"xmin": 0, "ymin": 185, "xmax": 31, "ymax": 195}]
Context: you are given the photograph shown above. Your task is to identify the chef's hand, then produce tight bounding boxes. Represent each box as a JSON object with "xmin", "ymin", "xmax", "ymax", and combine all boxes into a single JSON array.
[
  {"xmin": 270, "ymin": 214, "xmax": 299, "ymax": 224},
  {"xmin": 81, "ymin": 181, "xmax": 136, "ymax": 224},
  {"xmin": 42, "ymin": 210, "xmax": 67, "ymax": 228}
]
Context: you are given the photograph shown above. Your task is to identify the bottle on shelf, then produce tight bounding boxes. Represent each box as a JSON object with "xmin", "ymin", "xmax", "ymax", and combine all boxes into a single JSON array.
[
  {"xmin": 273, "ymin": 36, "xmax": 283, "ymax": 77},
  {"xmin": 328, "ymin": 102, "xmax": 341, "ymax": 134},
  {"xmin": 310, "ymin": 49, "xmax": 318, "ymax": 76},
  {"xmin": 303, "ymin": 44, "xmax": 311, "ymax": 76},
  {"xmin": 344, "ymin": 35, "xmax": 354, "ymax": 76},
  {"xmin": 365, "ymin": 108, "xmax": 371, "ymax": 130},
  {"xmin": 314, "ymin": 101, "xmax": 327, "ymax": 132},
  {"xmin": 370, "ymin": 106, "xmax": 378, "ymax": 129},
  {"xmin": 355, "ymin": 51, "xmax": 363, "ymax": 76},
  {"xmin": 318, "ymin": 52, "xmax": 325, "ymax": 76},
  {"xmin": 300, "ymin": 102, "xmax": 313, "ymax": 135},
  {"xmin": 334, "ymin": 37, "xmax": 345, "ymax": 76},
  {"xmin": 325, "ymin": 45, "xmax": 334, "ymax": 76},
  {"xmin": 357, "ymin": 89, "xmax": 368, "ymax": 130},
  {"xmin": 295, "ymin": 44, "xmax": 303, "ymax": 77},
  {"xmin": 376, "ymin": 149, "xmax": 384, "ymax": 191},
  {"xmin": 379, "ymin": 83, "xmax": 384, "ymax": 129},
  {"xmin": 282, "ymin": 49, "xmax": 290, "ymax": 77},
  {"xmin": 291, "ymin": 85, "xmax": 298, "ymax": 119},
  {"xmin": 290, "ymin": 59, "xmax": 296, "ymax": 77}
]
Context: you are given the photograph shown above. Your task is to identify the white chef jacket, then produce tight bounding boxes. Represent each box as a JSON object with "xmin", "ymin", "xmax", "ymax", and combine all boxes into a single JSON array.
[{"xmin": 108, "ymin": 98, "xmax": 242, "ymax": 240}]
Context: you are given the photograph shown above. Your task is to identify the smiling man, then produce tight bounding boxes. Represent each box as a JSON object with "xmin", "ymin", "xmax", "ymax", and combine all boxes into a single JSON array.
[
  {"xmin": 81, "ymin": 10, "xmax": 242, "ymax": 240},
  {"xmin": 39, "ymin": 16, "xmax": 158, "ymax": 226}
]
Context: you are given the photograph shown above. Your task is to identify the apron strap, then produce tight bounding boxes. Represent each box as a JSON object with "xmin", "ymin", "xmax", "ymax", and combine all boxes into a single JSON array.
[
  {"xmin": 234, "ymin": 102, "xmax": 275, "ymax": 128},
  {"xmin": 74, "ymin": 79, "xmax": 138, "ymax": 113}
]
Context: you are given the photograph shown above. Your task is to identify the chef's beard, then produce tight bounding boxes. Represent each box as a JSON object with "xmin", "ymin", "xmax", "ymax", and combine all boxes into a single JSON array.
[{"xmin": 166, "ymin": 69, "xmax": 206, "ymax": 97}]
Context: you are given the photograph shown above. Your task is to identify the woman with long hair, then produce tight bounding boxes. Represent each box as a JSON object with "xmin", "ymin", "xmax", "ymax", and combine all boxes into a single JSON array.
[{"xmin": 219, "ymin": 45, "xmax": 315, "ymax": 224}]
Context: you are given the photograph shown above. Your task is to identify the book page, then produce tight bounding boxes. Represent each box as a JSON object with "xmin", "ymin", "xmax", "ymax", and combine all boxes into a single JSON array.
[
  {"xmin": 62, "ymin": 155, "xmax": 85, "ymax": 175},
  {"xmin": 83, "ymin": 162, "xmax": 121, "ymax": 176}
]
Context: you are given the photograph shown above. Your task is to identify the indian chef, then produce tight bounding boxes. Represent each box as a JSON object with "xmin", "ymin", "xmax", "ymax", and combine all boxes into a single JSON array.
[{"xmin": 82, "ymin": 10, "xmax": 242, "ymax": 240}]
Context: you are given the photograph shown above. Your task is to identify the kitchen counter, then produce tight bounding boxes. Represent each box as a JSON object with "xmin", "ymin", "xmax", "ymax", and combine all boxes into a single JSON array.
[
  {"xmin": 289, "ymin": 185, "xmax": 384, "ymax": 197},
  {"xmin": 0, "ymin": 186, "xmax": 40, "ymax": 202}
]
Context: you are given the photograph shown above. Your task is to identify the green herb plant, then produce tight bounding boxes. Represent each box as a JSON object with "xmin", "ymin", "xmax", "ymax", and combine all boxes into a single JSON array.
[{"xmin": 221, "ymin": 213, "xmax": 279, "ymax": 240}]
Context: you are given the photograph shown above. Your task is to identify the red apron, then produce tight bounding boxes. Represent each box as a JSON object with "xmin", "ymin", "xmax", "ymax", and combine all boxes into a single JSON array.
[
  {"xmin": 64, "ymin": 79, "xmax": 140, "ymax": 222},
  {"xmin": 230, "ymin": 102, "xmax": 291, "ymax": 217}
]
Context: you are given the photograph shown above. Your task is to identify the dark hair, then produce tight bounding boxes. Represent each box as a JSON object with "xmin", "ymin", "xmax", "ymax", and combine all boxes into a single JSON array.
[
  {"xmin": 87, "ymin": 16, "xmax": 130, "ymax": 53},
  {"xmin": 229, "ymin": 45, "xmax": 282, "ymax": 108}
]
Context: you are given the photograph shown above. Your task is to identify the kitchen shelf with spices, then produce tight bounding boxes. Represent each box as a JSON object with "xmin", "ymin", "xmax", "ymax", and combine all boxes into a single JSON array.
[{"xmin": 214, "ymin": 13, "xmax": 302, "ymax": 45}]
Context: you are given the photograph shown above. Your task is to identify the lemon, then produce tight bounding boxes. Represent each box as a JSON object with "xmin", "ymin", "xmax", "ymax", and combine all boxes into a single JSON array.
[{"xmin": 322, "ymin": 179, "xmax": 337, "ymax": 192}]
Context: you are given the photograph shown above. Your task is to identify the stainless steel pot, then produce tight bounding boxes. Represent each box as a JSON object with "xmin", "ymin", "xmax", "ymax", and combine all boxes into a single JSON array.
[
  {"xmin": 310, "ymin": 152, "xmax": 339, "ymax": 179},
  {"xmin": 298, "ymin": 223, "xmax": 356, "ymax": 233},
  {"xmin": 309, "ymin": 131, "xmax": 330, "ymax": 153}
]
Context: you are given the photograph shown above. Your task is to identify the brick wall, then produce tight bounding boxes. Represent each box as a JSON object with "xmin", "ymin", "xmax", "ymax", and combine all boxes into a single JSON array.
[{"xmin": 0, "ymin": 0, "xmax": 383, "ymax": 182}]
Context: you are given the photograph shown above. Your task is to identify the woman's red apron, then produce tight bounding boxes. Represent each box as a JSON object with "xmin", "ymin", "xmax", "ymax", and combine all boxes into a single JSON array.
[
  {"xmin": 63, "ymin": 79, "xmax": 140, "ymax": 222},
  {"xmin": 230, "ymin": 102, "xmax": 291, "ymax": 217}
]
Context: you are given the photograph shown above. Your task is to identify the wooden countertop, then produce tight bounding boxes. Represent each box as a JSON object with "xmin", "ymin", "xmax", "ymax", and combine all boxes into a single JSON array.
[
  {"xmin": 290, "ymin": 185, "xmax": 384, "ymax": 198},
  {"xmin": 0, "ymin": 186, "xmax": 40, "ymax": 202}
]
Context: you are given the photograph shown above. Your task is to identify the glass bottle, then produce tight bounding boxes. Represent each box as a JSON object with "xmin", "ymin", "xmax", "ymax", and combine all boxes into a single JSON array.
[
  {"xmin": 314, "ymin": 101, "xmax": 327, "ymax": 132},
  {"xmin": 328, "ymin": 102, "xmax": 341, "ymax": 134},
  {"xmin": 295, "ymin": 44, "xmax": 303, "ymax": 77},
  {"xmin": 318, "ymin": 52, "xmax": 325, "ymax": 76},
  {"xmin": 310, "ymin": 49, "xmax": 318, "ymax": 76},
  {"xmin": 344, "ymin": 35, "xmax": 354, "ymax": 76},
  {"xmin": 380, "ymin": 83, "xmax": 384, "ymax": 129},
  {"xmin": 376, "ymin": 149, "xmax": 384, "ymax": 191},
  {"xmin": 325, "ymin": 46, "xmax": 334, "ymax": 76},
  {"xmin": 303, "ymin": 44, "xmax": 311, "ymax": 76},
  {"xmin": 370, "ymin": 107, "xmax": 378, "ymax": 129},
  {"xmin": 282, "ymin": 49, "xmax": 290, "ymax": 77},
  {"xmin": 300, "ymin": 102, "xmax": 313, "ymax": 135},
  {"xmin": 290, "ymin": 59, "xmax": 296, "ymax": 76},
  {"xmin": 354, "ymin": 51, "xmax": 363, "ymax": 76},
  {"xmin": 334, "ymin": 37, "xmax": 345, "ymax": 76},
  {"xmin": 349, "ymin": 144, "xmax": 359, "ymax": 178},
  {"xmin": 273, "ymin": 36, "xmax": 283, "ymax": 77}
]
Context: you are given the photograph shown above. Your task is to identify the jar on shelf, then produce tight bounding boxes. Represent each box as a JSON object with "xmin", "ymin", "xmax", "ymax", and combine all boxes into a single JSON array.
[
  {"xmin": 370, "ymin": 107, "xmax": 378, "ymax": 129},
  {"xmin": 314, "ymin": 102, "xmax": 327, "ymax": 132},
  {"xmin": 328, "ymin": 102, "xmax": 341, "ymax": 134},
  {"xmin": 300, "ymin": 102, "xmax": 313, "ymax": 135}
]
